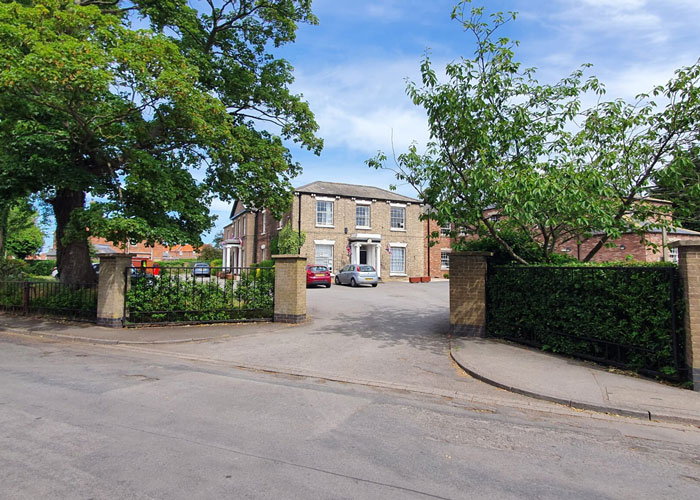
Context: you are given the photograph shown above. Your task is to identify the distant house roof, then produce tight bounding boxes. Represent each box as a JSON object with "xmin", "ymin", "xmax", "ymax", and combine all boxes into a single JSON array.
[{"xmin": 295, "ymin": 181, "xmax": 419, "ymax": 203}]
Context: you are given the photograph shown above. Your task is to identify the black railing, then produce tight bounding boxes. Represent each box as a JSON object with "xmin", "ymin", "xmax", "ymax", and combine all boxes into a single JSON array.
[
  {"xmin": 124, "ymin": 266, "xmax": 274, "ymax": 325},
  {"xmin": 0, "ymin": 280, "xmax": 97, "ymax": 321},
  {"xmin": 486, "ymin": 265, "xmax": 686, "ymax": 381}
]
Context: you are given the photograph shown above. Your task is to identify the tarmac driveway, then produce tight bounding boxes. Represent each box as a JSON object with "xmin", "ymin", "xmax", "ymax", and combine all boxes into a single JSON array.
[{"xmin": 140, "ymin": 280, "xmax": 535, "ymax": 406}]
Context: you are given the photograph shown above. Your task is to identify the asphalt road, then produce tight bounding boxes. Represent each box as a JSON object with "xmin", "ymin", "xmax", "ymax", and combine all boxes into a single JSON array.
[{"xmin": 2, "ymin": 333, "xmax": 700, "ymax": 498}]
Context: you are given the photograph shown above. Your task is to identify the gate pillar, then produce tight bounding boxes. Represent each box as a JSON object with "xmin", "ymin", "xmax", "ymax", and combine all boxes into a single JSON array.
[
  {"xmin": 670, "ymin": 240, "xmax": 700, "ymax": 390},
  {"xmin": 96, "ymin": 253, "xmax": 133, "ymax": 328},
  {"xmin": 272, "ymin": 254, "xmax": 307, "ymax": 323},
  {"xmin": 449, "ymin": 252, "xmax": 492, "ymax": 337}
]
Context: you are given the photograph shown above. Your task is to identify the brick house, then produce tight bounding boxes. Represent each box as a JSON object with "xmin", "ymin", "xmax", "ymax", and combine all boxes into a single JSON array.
[
  {"xmin": 431, "ymin": 198, "xmax": 700, "ymax": 267},
  {"xmin": 221, "ymin": 200, "xmax": 278, "ymax": 270},
  {"xmin": 48, "ymin": 237, "xmax": 199, "ymax": 262},
  {"xmin": 222, "ymin": 181, "xmax": 425, "ymax": 280}
]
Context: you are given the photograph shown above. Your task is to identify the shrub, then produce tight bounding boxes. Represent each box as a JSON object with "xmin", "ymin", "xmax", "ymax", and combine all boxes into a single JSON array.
[
  {"xmin": 23, "ymin": 260, "xmax": 56, "ymax": 276},
  {"xmin": 125, "ymin": 268, "xmax": 274, "ymax": 323},
  {"xmin": 486, "ymin": 263, "xmax": 685, "ymax": 379},
  {"xmin": 0, "ymin": 258, "xmax": 26, "ymax": 280}
]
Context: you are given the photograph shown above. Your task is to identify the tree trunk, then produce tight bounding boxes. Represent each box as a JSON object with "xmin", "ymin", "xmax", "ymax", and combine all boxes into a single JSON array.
[{"xmin": 51, "ymin": 189, "xmax": 96, "ymax": 285}]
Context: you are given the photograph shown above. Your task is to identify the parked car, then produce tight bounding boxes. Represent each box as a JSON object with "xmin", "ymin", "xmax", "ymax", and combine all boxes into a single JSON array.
[
  {"xmin": 191, "ymin": 262, "xmax": 211, "ymax": 277},
  {"xmin": 306, "ymin": 264, "xmax": 331, "ymax": 288},
  {"xmin": 335, "ymin": 264, "xmax": 378, "ymax": 287}
]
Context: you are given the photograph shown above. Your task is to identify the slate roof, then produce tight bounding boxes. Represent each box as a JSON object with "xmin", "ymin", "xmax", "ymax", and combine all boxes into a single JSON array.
[
  {"xmin": 229, "ymin": 200, "xmax": 249, "ymax": 220},
  {"xmin": 295, "ymin": 181, "xmax": 419, "ymax": 203}
]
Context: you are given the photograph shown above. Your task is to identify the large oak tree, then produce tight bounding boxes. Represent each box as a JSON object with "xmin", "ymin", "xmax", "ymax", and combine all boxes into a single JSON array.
[{"xmin": 0, "ymin": 0, "xmax": 322, "ymax": 284}]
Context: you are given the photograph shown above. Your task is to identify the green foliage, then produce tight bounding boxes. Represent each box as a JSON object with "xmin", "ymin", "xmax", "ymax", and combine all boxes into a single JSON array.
[
  {"xmin": 276, "ymin": 223, "xmax": 305, "ymax": 254},
  {"xmin": 198, "ymin": 244, "xmax": 221, "ymax": 261},
  {"xmin": 653, "ymin": 157, "xmax": 700, "ymax": 232},
  {"xmin": 209, "ymin": 258, "xmax": 223, "ymax": 267},
  {"xmin": 0, "ymin": 279, "xmax": 95, "ymax": 319},
  {"xmin": 126, "ymin": 268, "xmax": 274, "ymax": 323},
  {"xmin": 3, "ymin": 199, "xmax": 43, "ymax": 259},
  {"xmin": 458, "ymin": 231, "xmax": 578, "ymax": 265},
  {"xmin": 254, "ymin": 259, "xmax": 275, "ymax": 269},
  {"xmin": 487, "ymin": 264, "xmax": 685, "ymax": 379},
  {"xmin": 368, "ymin": 0, "xmax": 700, "ymax": 265},
  {"xmin": 0, "ymin": 257, "xmax": 25, "ymax": 280},
  {"xmin": 0, "ymin": 0, "xmax": 322, "ymax": 283},
  {"xmin": 23, "ymin": 259, "xmax": 56, "ymax": 276},
  {"xmin": 30, "ymin": 286, "xmax": 96, "ymax": 316}
]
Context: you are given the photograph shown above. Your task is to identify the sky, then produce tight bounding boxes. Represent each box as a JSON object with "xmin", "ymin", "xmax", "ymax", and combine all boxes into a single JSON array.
[{"xmin": 203, "ymin": 0, "xmax": 700, "ymax": 242}]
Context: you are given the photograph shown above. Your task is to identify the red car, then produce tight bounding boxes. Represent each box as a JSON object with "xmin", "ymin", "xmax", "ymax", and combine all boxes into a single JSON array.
[{"xmin": 306, "ymin": 264, "xmax": 332, "ymax": 288}]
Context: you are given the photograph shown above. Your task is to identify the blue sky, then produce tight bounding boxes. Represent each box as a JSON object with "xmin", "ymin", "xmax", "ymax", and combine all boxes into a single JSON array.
[{"xmin": 204, "ymin": 0, "xmax": 700, "ymax": 241}]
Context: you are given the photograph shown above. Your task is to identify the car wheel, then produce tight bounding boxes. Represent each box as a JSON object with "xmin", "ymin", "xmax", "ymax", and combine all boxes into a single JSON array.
[
  {"xmin": 350, "ymin": 278, "xmax": 357, "ymax": 287},
  {"xmin": 335, "ymin": 276, "xmax": 340, "ymax": 285},
  {"xmin": 371, "ymin": 283, "xmax": 377, "ymax": 287},
  {"xmin": 327, "ymin": 283, "xmax": 332, "ymax": 288}
]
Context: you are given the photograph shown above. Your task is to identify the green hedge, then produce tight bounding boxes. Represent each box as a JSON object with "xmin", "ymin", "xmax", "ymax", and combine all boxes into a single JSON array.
[
  {"xmin": 126, "ymin": 268, "xmax": 274, "ymax": 323},
  {"xmin": 23, "ymin": 260, "xmax": 56, "ymax": 276},
  {"xmin": 486, "ymin": 263, "xmax": 685, "ymax": 379}
]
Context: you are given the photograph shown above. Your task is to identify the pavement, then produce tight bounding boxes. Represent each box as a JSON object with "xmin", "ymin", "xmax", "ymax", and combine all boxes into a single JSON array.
[
  {"xmin": 2, "ymin": 281, "xmax": 700, "ymax": 427},
  {"xmin": 0, "ymin": 313, "xmax": 289, "ymax": 344},
  {"xmin": 451, "ymin": 337, "xmax": 700, "ymax": 426}
]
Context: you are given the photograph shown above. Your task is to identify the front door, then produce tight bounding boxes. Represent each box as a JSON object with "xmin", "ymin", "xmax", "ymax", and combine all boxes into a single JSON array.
[{"xmin": 359, "ymin": 248, "xmax": 367, "ymax": 265}]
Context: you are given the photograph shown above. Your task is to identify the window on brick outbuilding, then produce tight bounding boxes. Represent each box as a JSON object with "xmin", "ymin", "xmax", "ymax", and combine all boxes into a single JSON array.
[{"xmin": 441, "ymin": 251, "xmax": 450, "ymax": 269}]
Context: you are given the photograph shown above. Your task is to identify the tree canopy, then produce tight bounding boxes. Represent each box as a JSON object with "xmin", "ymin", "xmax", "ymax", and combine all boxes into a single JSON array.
[
  {"xmin": 0, "ymin": 0, "xmax": 321, "ymax": 283},
  {"xmin": 368, "ymin": 1, "xmax": 700, "ymax": 264}
]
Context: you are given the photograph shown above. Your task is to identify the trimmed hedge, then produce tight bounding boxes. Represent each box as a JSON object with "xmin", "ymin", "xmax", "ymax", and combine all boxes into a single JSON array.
[
  {"xmin": 486, "ymin": 262, "xmax": 685, "ymax": 379},
  {"xmin": 23, "ymin": 260, "xmax": 56, "ymax": 276},
  {"xmin": 126, "ymin": 268, "xmax": 274, "ymax": 323}
]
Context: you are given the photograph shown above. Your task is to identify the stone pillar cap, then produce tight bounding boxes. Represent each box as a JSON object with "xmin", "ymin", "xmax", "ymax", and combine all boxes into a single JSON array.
[
  {"xmin": 451, "ymin": 251, "xmax": 494, "ymax": 257},
  {"xmin": 669, "ymin": 239, "xmax": 700, "ymax": 248},
  {"xmin": 271, "ymin": 254, "xmax": 306, "ymax": 259},
  {"xmin": 96, "ymin": 253, "xmax": 137, "ymax": 258}
]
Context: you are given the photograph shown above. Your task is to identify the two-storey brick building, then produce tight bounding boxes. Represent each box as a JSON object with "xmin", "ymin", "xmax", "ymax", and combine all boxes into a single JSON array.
[{"xmin": 222, "ymin": 181, "xmax": 425, "ymax": 280}]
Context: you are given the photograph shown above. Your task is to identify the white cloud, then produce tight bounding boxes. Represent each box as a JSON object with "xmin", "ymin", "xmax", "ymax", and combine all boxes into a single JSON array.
[{"xmin": 292, "ymin": 58, "xmax": 431, "ymax": 154}]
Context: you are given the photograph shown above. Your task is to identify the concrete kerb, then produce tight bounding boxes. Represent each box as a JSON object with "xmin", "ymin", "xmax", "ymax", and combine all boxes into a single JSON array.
[{"xmin": 449, "ymin": 346, "xmax": 700, "ymax": 427}]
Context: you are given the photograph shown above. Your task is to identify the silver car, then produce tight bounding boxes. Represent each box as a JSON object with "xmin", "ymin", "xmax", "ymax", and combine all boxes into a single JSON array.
[{"xmin": 334, "ymin": 264, "xmax": 378, "ymax": 287}]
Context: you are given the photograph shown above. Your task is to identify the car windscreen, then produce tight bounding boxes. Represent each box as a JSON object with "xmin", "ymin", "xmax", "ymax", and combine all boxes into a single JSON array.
[
  {"xmin": 358, "ymin": 266, "xmax": 374, "ymax": 272},
  {"xmin": 308, "ymin": 266, "xmax": 328, "ymax": 272}
]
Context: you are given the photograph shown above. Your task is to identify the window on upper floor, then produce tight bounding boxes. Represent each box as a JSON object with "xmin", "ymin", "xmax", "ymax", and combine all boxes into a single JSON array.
[
  {"xmin": 356, "ymin": 205, "xmax": 370, "ymax": 228},
  {"xmin": 390, "ymin": 206, "xmax": 405, "ymax": 230},
  {"xmin": 316, "ymin": 200, "xmax": 334, "ymax": 227},
  {"xmin": 261, "ymin": 209, "xmax": 266, "ymax": 234},
  {"xmin": 440, "ymin": 223, "xmax": 451, "ymax": 237}
]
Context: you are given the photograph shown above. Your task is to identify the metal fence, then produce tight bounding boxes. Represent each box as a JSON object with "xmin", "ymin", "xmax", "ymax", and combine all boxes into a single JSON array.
[
  {"xmin": 486, "ymin": 265, "xmax": 686, "ymax": 381},
  {"xmin": 124, "ymin": 266, "xmax": 274, "ymax": 325},
  {"xmin": 0, "ymin": 280, "xmax": 97, "ymax": 321}
]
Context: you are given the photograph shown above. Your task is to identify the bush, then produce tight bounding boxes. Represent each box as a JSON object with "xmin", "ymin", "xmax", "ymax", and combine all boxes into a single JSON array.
[
  {"xmin": 0, "ymin": 258, "xmax": 26, "ymax": 280},
  {"xmin": 125, "ymin": 267, "xmax": 275, "ymax": 323},
  {"xmin": 486, "ymin": 263, "xmax": 685, "ymax": 379},
  {"xmin": 457, "ymin": 230, "xmax": 578, "ymax": 265},
  {"xmin": 23, "ymin": 259, "xmax": 56, "ymax": 276}
]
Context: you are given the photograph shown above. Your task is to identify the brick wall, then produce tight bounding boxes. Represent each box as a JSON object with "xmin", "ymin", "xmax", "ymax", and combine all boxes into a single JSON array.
[
  {"xmin": 672, "ymin": 240, "xmax": 700, "ymax": 390},
  {"xmin": 425, "ymin": 217, "xmax": 455, "ymax": 278},
  {"xmin": 449, "ymin": 252, "xmax": 491, "ymax": 336}
]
